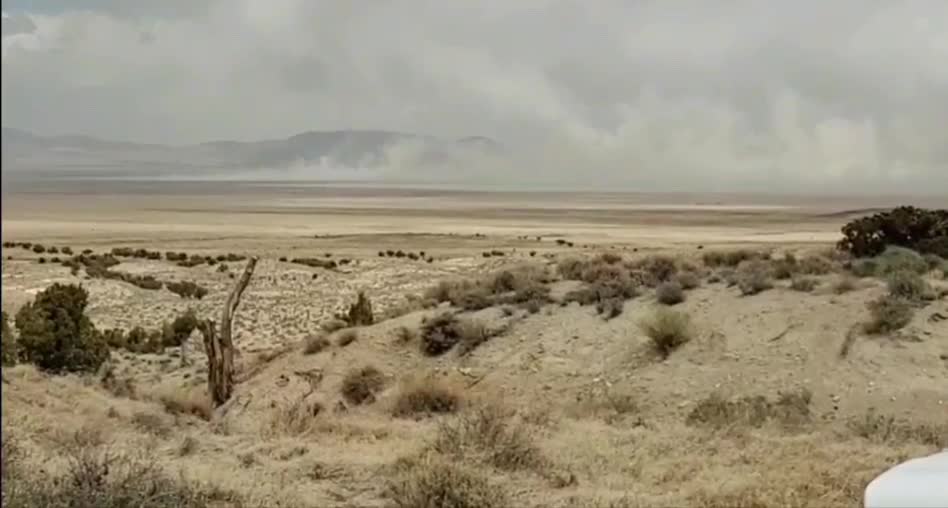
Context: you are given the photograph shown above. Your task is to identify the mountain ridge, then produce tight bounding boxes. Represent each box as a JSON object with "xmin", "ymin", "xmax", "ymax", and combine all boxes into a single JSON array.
[{"xmin": 1, "ymin": 127, "xmax": 503, "ymax": 175}]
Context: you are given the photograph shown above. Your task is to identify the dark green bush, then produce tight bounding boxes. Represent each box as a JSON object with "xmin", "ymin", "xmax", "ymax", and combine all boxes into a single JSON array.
[
  {"xmin": 14, "ymin": 284, "xmax": 109, "ymax": 373},
  {"xmin": 165, "ymin": 281, "xmax": 208, "ymax": 300},
  {"xmin": 838, "ymin": 206, "xmax": 948, "ymax": 257}
]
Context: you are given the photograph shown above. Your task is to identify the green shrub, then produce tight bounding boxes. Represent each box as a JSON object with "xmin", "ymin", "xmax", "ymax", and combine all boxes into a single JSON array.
[
  {"xmin": 639, "ymin": 307, "xmax": 693, "ymax": 358},
  {"xmin": 875, "ymin": 246, "xmax": 929, "ymax": 276},
  {"xmin": 865, "ymin": 295, "xmax": 914, "ymax": 334},
  {"xmin": 2, "ymin": 311, "xmax": 17, "ymax": 365},
  {"xmin": 886, "ymin": 270, "xmax": 931, "ymax": 301},
  {"xmin": 14, "ymin": 284, "xmax": 109, "ymax": 373}
]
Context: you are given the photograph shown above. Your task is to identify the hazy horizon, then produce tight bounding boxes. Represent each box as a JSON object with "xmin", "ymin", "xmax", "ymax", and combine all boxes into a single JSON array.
[{"xmin": 3, "ymin": 1, "xmax": 948, "ymax": 194}]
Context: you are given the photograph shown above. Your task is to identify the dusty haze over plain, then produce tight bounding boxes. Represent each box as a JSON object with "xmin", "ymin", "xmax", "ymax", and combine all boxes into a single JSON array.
[{"xmin": 3, "ymin": 1, "xmax": 948, "ymax": 193}]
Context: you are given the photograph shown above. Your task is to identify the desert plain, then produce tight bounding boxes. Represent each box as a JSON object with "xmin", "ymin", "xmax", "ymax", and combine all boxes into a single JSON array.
[{"xmin": 1, "ymin": 179, "xmax": 946, "ymax": 507}]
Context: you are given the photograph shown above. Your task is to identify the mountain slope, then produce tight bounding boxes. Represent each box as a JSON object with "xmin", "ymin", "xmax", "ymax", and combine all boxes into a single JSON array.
[{"xmin": 0, "ymin": 127, "xmax": 502, "ymax": 176}]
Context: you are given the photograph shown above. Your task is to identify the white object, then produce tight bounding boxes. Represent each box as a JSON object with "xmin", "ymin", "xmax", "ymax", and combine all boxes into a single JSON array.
[{"xmin": 864, "ymin": 450, "xmax": 948, "ymax": 508}]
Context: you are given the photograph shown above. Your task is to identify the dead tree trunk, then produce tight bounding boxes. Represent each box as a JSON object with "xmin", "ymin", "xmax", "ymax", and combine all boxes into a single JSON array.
[{"xmin": 202, "ymin": 256, "xmax": 257, "ymax": 407}]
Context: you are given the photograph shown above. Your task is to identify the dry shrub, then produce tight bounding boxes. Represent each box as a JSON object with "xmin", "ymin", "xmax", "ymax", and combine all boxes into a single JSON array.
[
  {"xmin": 686, "ymin": 389, "xmax": 812, "ymax": 429},
  {"xmin": 157, "ymin": 388, "xmax": 213, "ymax": 421},
  {"xmin": 770, "ymin": 253, "xmax": 798, "ymax": 280},
  {"xmin": 341, "ymin": 366, "xmax": 386, "ymax": 405},
  {"xmin": 597, "ymin": 252, "xmax": 624, "ymax": 264},
  {"xmin": 629, "ymin": 254, "xmax": 679, "ymax": 286},
  {"xmin": 676, "ymin": 271, "xmax": 700, "ymax": 289},
  {"xmin": 345, "ymin": 291, "xmax": 374, "ymax": 326},
  {"xmin": 639, "ymin": 307, "xmax": 693, "ymax": 358},
  {"xmin": 453, "ymin": 319, "xmax": 494, "ymax": 356},
  {"xmin": 420, "ymin": 313, "xmax": 463, "ymax": 356},
  {"xmin": 321, "ymin": 318, "xmax": 348, "ymax": 333},
  {"xmin": 865, "ymin": 295, "xmax": 914, "ymax": 334},
  {"xmin": 885, "ymin": 270, "xmax": 932, "ymax": 301},
  {"xmin": 736, "ymin": 260, "xmax": 773, "ymax": 295},
  {"xmin": 560, "ymin": 258, "xmax": 639, "ymax": 318},
  {"xmin": 789, "ymin": 276, "xmax": 818, "ymax": 292},
  {"xmin": 702, "ymin": 249, "xmax": 761, "ymax": 268},
  {"xmin": 431, "ymin": 403, "xmax": 546, "ymax": 472},
  {"xmin": 392, "ymin": 375, "xmax": 463, "ymax": 419},
  {"xmin": 268, "ymin": 398, "xmax": 325, "ymax": 436},
  {"xmin": 302, "ymin": 333, "xmax": 331, "ymax": 355},
  {"xmin": 394, "ymin": 326, "xmax": 418, "ymax": 344},
  {"xmin": 848, "ymin": 409, "xmax": 947, "ymax": 447},
  {"xmin": 426, "ymin": 265, "xmax": 551, "ymax": 312},
  {"xmin": 832, "ymin": 276, "xmax": 857, "ymax": 294},
  {"xmin": 386, "ymin": 455, "xmax": 508, "ymax": 508},
  {"xmin": 336, "ymin": 329, "xmax": 358, "ymax": 347},
  {"xmin": 798, "ymin": 255, "xmax": 835, "ymax": 275},
  {"xmin": 420, "ymin": 313, "xmax": 498, "ymax": 357},
  {"xmin": 655, "ymin": 281, "xmax": 685, "ymax": 305}
]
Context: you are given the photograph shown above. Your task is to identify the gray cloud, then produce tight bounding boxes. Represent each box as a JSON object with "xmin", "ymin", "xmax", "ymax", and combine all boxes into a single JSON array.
[{"xmin": 2, "ymin": 0, "xmax": 947, "ymax": 193}]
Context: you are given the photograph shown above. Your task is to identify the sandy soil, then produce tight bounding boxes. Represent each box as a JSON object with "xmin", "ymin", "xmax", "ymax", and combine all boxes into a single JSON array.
[{"xmin": 2, "ymin": 182, "xmax": 946, "ymax": 507}]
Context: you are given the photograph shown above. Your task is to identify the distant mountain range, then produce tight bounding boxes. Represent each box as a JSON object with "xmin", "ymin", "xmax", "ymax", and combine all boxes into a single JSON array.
[{"xmin": 0, "ymin": 127, "xmax": 504, "ymax": 177}]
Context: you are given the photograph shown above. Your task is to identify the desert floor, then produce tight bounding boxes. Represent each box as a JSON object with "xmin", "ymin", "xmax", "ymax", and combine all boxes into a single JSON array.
[{"xmin": 2, "ymin": 181, "xmax": 946, "ymax": 507}]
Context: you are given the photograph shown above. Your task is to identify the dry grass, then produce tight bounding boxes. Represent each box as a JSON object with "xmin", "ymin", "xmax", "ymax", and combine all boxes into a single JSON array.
[
  {"xmin": 340, "ymin": 365, "xmax": 386, "ymax": 405},
  {"xmin": 686, "ymin": 389, "xmax": 812, "ymax": 429},
  {"xmin": 386, "ymin": 455, "xmax": 508, "ymax": 508},
  {"xmin": 430, "ymin": 402, "xmax": 546, "ymax": 472},
  {"xmin": 1, "ymin": 428, "xmax": 244, "ymax": 508},
  {"xmin": 848, "ymin": 410, "xmax": 948, "ymax": 447},
  {"xmin": 832, "ymin": 275, "xmax": 857, "ymax": 294},
  {"xmin": 302, "ymin": 333, "xmax": 331, "ymax": 355},
  {"xmin": 639, "ymin": 307, "xmax": 693, "ymax": 358},
  {"xmin": 789, "ymin": 276, "xmax": 818, "ymax": 292},
  {"xmin": 156, "ymin": 387, "xmax": 213, "ymax": 421},
  {"xmin": 268, "ymin": 398, "xmax": 325, "ymax": 436},
  {"xmin": 702, "ymin": 249, "xmax": 763, "ymax": 268},
  {"xmin": 391, "ymin": 374, "xmax": 463, "ymax": 419}
]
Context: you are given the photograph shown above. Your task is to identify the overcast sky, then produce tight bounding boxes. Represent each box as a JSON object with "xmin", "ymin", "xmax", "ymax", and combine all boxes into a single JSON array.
[{"xmin": 2, "ymin": 1, "xmax": 947, "ymax": 192}]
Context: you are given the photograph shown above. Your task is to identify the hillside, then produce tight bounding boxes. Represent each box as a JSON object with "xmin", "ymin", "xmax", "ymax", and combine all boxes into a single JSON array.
[{"xmin": 2, "ymin": 228, "xmax": 946, "ymax": 507}]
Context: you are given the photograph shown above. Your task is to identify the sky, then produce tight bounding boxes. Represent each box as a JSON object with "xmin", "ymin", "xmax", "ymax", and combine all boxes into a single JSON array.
[{"xmin": 2, "ymin": 0, "xmax": 947, "ymax": 193}]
